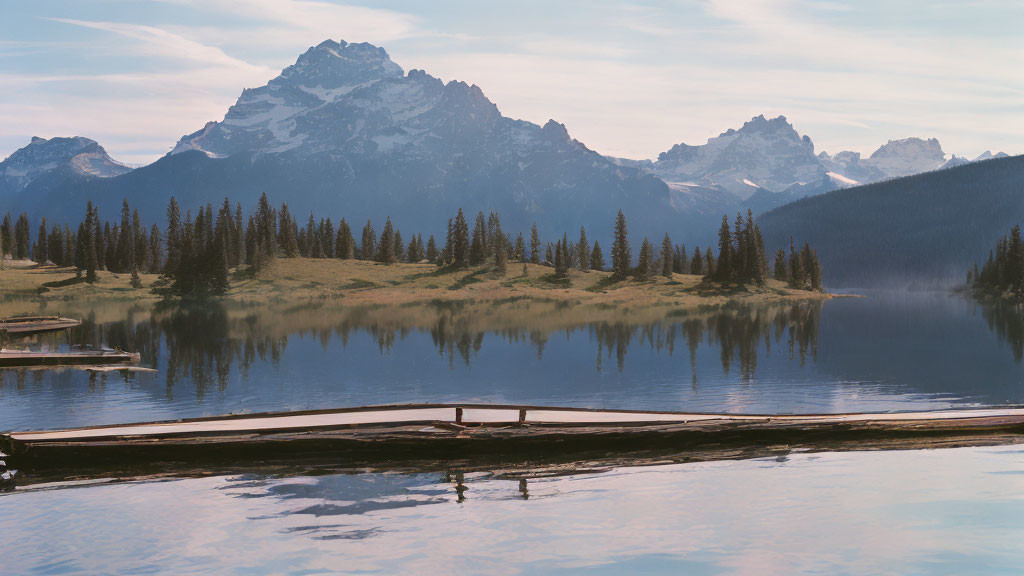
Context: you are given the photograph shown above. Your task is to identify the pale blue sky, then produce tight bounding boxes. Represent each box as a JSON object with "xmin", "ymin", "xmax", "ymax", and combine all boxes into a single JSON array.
[{"xmin": 1, "ymin": 0, "xmax": 1021, "ymax": 165}]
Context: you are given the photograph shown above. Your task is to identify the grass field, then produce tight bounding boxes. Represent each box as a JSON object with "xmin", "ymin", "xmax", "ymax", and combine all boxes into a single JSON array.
[{"xmin": 0, "ymin": 256, "xmax": 831, "ymax": 310}]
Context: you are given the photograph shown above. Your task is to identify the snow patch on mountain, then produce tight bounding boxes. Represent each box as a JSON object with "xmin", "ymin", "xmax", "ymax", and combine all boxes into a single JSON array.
[{"xmin": 826, "ymin": 171, "xmax": 859, "ymax": 186}]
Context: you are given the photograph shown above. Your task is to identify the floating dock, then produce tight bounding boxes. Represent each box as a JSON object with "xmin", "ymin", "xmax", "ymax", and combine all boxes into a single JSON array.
[
  {"xmin": 0, "ymin": 315, "xmax": 81, "ymax": 336},
  {"xmin": 4, "ymin": 404, "xmax": 1024, "ymax": 473},
  {"xmin": 0, "ymin": 347, "xmax": 140, "ymax": 367}
]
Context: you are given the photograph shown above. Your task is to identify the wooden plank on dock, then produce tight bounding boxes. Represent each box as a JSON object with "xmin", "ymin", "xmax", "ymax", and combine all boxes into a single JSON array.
[
  {"xmin": 6, "ymin": 404, "xmax": 1024, "ymax": 458},
  {"xmin": 0, "ymin": 316, "xmax": 81, "ymax": 335},
  {"xmin": 0, "ymin": 348, "xmax": 140, "ymax": 367}
]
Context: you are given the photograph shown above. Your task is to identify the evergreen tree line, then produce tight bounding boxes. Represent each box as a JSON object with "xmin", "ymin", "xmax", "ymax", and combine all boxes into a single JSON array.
[
  {"xmin": 3, "ymin": 194, "xmax": 823, "ymax": 295},
  {"xmin": 969, "ymin": 224, "xmax": 1024, "ymax": 298}
]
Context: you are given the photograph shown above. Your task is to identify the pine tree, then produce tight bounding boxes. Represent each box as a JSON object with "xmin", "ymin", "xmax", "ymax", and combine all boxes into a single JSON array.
[
  {"xmin": 75, "ymin": 223, "xmax": 86, "ymax": 275},
  {"xmin": 336, "ymin": 218, "xmax": 354, "ymax": 259},
  {"xmin": 1, "ymin": 213, "xmax": 11, "ymax": 257},
  {"xmin": 577, "ymin": 225, "xmax": 593, "ymax": 270},
  {"xmin": 753, "ymin": 223, "xmax": 767, "ymax": 283},
  {"xmin": 426, "ymin": 235, "xmax": 438, "ymax": 263},
  {"xmin": 306, "ymin": 212, "xmax": 318, "ymax": 257},
  {"xmin": 360, "ymin": 219, "xmax": 376, "ymax": 260},
  {"xmin": 715, "ymin": 215, "xmax": 732, "ymax": 282},
  {"xmin": 635, "ymin": 238, "xmax": 653, "ymax": 281},
  {"xmin": 733, "ymin": 212, "xmax": 747, "ymax": 282},
  {"xmin": 104, "ymin": 223, "xmax": 116, "ymax": 271},
  {"xmin": 453, "ymin": 209, "xmax": 470, "ymax": 268},
  {"xmin": 494, "ymin": 220, "xmax": 508, "ymax": 274},
  {"xmin": 808, "ymin": 248, "xmax": 823, "ymax": 291},
  {"xmin": 48, "ymin": 224, "xmax": 63, "ymax": 266},
  {"xmin": 84, "ymin": 202, "xmax": 98, "ymax": 283},
  {"xmin": 591, "ymin": 241, "xmax": 605, "ymax": 271},
  {"xmin": 166, "ymin": 197, "xmax": 182, "ymax": 274},
  {"xmin": 394, "ymin": 230, "xmax": 404, "ymax": 262},
  {"xmin": 209, "ymin": 203, "xmax": 230, "ymax": 294},
  {"xmin": 773, "ymin": 249, "xmax": 787, "ymax": 281},
  {"xmin": 64, "ymin": 224, "xmax": 74, "ymax": 270},
  {"xmin": 133, "ymin": 212, "xmax": 146, "ymax": 272},
  {"xmin": 661, "ymin": 233, "xmax": 673, "ymax": 279},
  {"xmin": 149, "ymin": 224, "xmax": 162, "ymax": 273},
  {"xmin": 545, "ymin": 242, "xmax": 553, "ymax": 264},
  {"xmin": 788, "ymin": 237, "xmax": 805, "ymax": 289},
  {"xmin": 376, "ymin": 217, "xmax": 397, "ymax": 264},
  {"xmin": 36, "ymin": 217, "xmax": 48, "ymax": 264},
  {"xmin": 278, "ymin": 204, "xmax": 299, "ymax": 257},
  {"xmin": 246, "ymin": 216, "xmax": 260, "ymax": 268},
  {"xmin": 321, "ymin": 218, "xmax": 335, "ymax": 258},
  {"xmin": 255, "ymin": 193, "xmax": 276, "ymax": 258},
  {"xmin": 530, "ymin": 223, "xmax": 541, "ymax": 264},
  {"xmin": 611, "ymin": 210, "xmax": 631, "ymax": 280},
  {"xmin": 14, "ymin": 213, "xmax": 30, "ymax": 259},
  {"xmin": 113, "ymin": 199, "xmax": 131, "ymax": 272},
  {"xmin": 469, "ymin": 211, "xmax": 486, "ymax": 265},
  {"xmin": 690, "ymin": 245, "xmax": 703, "ymax": 276},
  {"xmin": 705, "ymin": 247, "xmax": 715, "ymax": 278},
  {"xmin": 555, "ymin": 234, "xmax": 570, "ymax": 278},
  {"xmin": 514, "ymin": 233, "xmax": 525, "ymax": 262},
  {"xmin": 233, "ymin": 203, "xmax": 245, "ymax": 266}
]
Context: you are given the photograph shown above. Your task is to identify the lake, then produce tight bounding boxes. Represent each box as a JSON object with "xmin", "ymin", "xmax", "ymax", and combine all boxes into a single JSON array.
[{"xmin": 2, "ymin": 291, "xmax": 1024, "ymax": 574}]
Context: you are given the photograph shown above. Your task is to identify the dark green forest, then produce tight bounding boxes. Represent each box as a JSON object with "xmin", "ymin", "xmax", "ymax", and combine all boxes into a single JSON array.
[{"xmin": 758, "ymin": 155, "xmax": 1024, "ymax": 287}]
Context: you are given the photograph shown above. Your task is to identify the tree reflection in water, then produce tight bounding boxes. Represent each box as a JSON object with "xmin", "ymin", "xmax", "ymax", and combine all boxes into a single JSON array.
[
  {"xmin": 26, "ymin": 299, "xmax": 824, "ymax": 397},
  {"xmin": 979, "ymin": 301, "xmax": 1024, "ymax": 362}
]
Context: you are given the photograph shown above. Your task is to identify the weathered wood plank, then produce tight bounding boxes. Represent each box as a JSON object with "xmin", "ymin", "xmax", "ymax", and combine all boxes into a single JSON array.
[
  {"xmin": 0, "ymin": 348, "xmax": 139, "ymax": 367},
  {"xmin": 5, "ymin": 404, "xmax": 1024, "ymax": 473},
  {"xmin": 0, "ymin": 316, "xmax": 81, "ymax": 335}
]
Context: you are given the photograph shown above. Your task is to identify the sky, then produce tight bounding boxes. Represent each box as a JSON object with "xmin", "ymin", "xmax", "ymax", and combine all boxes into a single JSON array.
[{"xmin": 1, "ymin": 0, "xmax": 1021, "ymax": 166}]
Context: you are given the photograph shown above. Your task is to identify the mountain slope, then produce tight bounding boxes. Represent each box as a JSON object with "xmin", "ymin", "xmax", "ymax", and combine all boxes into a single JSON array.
[{"xmin": 757, "ymin": 155, "xmax": 1024, "ymax": 287}]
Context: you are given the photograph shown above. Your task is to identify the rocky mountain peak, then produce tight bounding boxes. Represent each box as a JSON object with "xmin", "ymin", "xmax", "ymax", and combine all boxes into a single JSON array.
[
  {"xmin": 279, "ymin": 39, "xmax": 404, "ymax": 90},
  {"xmin": 865, "ymin": 137, "xmax": 946, "ymax": 178},
  {"xmin": 0, "ymin": 136, "xmax": 130, "ymax": 193}
]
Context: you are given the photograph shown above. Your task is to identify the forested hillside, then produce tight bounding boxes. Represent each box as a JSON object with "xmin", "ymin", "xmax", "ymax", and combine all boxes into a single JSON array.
[{"xmin": 758, "ymin": 155, "xmax": 1024, "ymax": 287}]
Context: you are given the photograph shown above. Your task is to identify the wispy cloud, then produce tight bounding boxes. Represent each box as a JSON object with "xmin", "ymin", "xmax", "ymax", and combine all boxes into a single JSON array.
[{"xmin": 47, "ymin": 17, "xmax": 272, "ymax": 73}]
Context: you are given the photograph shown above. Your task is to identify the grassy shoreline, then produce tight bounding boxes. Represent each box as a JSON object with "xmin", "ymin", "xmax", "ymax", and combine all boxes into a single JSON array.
[{"xmin": 0, "ymin": 257, "xmax": 832, "ymax": 310}]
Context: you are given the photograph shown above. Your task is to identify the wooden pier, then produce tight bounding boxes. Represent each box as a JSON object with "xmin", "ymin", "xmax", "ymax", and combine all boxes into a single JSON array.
[
  {"xmin": 4, "ymin": 404, "xmax": 1024, "ymax": 475},
  {"xmin": 0, "ymin": 347, "xmax": 140, "ymax": 367},
  {"xmin": 0, "ymin": 315, "xmax": 81, "ymax": 336}
]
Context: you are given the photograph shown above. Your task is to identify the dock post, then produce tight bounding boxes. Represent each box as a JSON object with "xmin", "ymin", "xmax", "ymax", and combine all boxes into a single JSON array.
[
  {"xmin": 455, "ymin": 407, "xmax": 463, "ymax": 424},
  {"xmin": 518, "ymin": 409, "xmax": 527, "ymax": 424}
]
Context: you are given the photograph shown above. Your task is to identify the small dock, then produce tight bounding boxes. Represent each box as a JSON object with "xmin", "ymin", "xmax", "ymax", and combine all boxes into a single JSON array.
[
  {"xmin": 0, "ymin": 347, "xmax": 140, "ymax": 368},
  {"xmin": 0, "ymin": 315, "xmax": 81, "ymax": 336},
  {"xmin": 4, "ymin": 404, "xmax": 1024, "ymax": 473}
]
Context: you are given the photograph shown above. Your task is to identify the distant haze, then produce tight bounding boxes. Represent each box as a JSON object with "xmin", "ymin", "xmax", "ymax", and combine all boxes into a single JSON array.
[{"xmin": 1, "ymin": 0, "xmax": 1021, "ymax": 166}]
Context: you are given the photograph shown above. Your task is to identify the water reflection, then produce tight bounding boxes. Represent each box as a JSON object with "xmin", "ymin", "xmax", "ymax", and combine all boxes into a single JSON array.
[
  {"xmin": 4, "ymin": 292, "xmax": 1024, "ymax": 432},
  {"xmin": 8, "ymin": 445, "xmax": 1022, "ymax": 575},
  {"xmin": 979, "ymin": 301, "xmax": 1024, "ymax": 362},
  {"xmin": 37, "ymin": 299, "xmax": 825, "ymax": 387}
]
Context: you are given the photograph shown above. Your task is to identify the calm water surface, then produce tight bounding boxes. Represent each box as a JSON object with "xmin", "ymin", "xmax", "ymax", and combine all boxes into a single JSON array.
[{"xmin": 2, "ymin": 291, "xmax": 1024, "ymax": 574}]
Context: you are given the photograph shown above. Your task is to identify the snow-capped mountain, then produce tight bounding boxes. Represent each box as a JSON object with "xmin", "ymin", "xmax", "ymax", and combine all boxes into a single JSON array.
[
  {"xmin": 9, "ymin": 39, "xmax": 675, "ymax": 243},
  {"xmin": 0, "ymin": 136, "xmax": 130, "ymax": 194},
  {"xmin": 859, "ymin": 137, "xmax": 946, "ymax": 178},
  {"xmin": 628, "ymin": 117, "xmax": 1008, "ymax": 219},
  {"xmin": 974, "ymin": 150, "xmax": 1009, "ymax": 162},
  {"xmin": 651, "ymin": 115, "xmax": 824, "ymax": 200}
]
